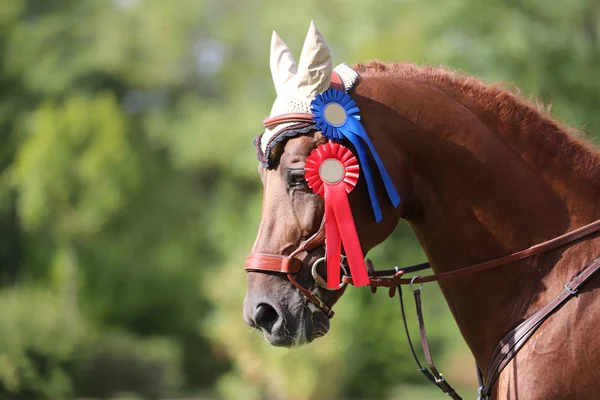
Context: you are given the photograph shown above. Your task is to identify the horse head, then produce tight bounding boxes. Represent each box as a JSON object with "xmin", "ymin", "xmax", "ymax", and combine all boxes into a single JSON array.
[{"xmin": 242, "ymin": 22, "xmax": 404, "ymax": 346}]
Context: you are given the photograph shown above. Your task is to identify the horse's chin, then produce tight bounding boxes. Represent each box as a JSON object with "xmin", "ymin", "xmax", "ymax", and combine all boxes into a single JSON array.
[
  {"xmin": 262, "ymin": 308, "xmax": 330, "ymax": 348},
  {"xmin": 304, "ymin": 308, "xmax": 330, "ymax": 344}
]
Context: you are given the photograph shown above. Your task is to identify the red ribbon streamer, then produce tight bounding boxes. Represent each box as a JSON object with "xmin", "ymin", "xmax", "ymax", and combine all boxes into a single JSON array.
[{"xmin": 305, "ymin": 142, "xmax": 370, "ymax": 289}]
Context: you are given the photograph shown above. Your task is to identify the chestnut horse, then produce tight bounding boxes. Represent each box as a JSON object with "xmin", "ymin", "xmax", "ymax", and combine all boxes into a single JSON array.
[{"xmin": 243, "ymin": 62, "xmax": 600, "ymax": 399}]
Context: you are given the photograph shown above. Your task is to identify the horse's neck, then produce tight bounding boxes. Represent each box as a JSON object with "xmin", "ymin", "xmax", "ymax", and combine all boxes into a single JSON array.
[
  {"xmin": 362, "ymin": 76, "xmax": 600, "ymax": 372},
  {"xmin": 442, "ymin": 81, "xmax": 600, "ymax": 227}
]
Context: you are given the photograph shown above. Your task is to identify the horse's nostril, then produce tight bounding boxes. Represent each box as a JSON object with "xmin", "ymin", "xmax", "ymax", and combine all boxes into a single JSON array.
[{"xmin": 254, "ymin": 303, "xmax": 280, "ymax": 334}]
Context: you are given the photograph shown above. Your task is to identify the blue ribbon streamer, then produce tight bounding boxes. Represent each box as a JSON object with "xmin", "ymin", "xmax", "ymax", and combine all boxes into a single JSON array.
[{"xmin": 311, "ymin": 89, "xmax": 401, "ymax": 222}]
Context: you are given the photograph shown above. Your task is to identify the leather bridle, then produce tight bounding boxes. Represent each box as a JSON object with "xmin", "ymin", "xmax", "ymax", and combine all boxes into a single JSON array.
[
  {"xmin": 246, "ymin": 219, "xmax": 336, "ymax": 316},
  {"xmin": 245, "ymin": 72, "xmax": 347, "ymax": 317}
]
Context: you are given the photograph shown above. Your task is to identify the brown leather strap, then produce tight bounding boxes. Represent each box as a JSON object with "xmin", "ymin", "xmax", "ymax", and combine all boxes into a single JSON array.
[
  {"xmin": 246, "ymin": 219, "xmax": 325, "ymax": 274},
  {"xmin": 342, "ymin": 219, "xmax": 600, "ymax": 286},
  {"xmin": 287, "ymin": 273, "xmax": 334, "ymax": 318},
  {"xmin": 414, "ymin": 288, "xmax": 462, "ymax": 399},
  {"xmin": 245, "ymin": 253, "xmax": 302, "ymax": 274},
  {"xmin": 404, "ymin": 220, "xmax": 600, "ymax": 284},
  {"xmin": 289, "ymin": 219, "xmax": 326, "ymax": 258},
  {"xmin": 245, "ymin": 219, "xmax": 332, "ymax": 317},
  {"xmin": 480, "ymin": 256, "xmax": 600, "ymax": 398},
  {"xmin": 263, "ymin": 113, "xmax": 314, "ymax": 128}
]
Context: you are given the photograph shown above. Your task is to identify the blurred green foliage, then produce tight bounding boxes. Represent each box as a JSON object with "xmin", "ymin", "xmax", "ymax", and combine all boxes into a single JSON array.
[
  {"xmin": 0, "ymin": 288, "xmax": 80, "ymax": 400},
  {"xmin": 0, "ymin": 0, "xmax": 598, "ymax": 399},
  {"xmin": 74, "ymin": 330, "xmax": 182, "ymax": 400},
  {"xmin": 0, "ymin": 287, "xmax": 182, "ymax": 400}
]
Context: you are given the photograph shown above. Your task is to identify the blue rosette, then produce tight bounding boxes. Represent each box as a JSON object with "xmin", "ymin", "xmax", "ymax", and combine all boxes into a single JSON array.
[{"xmin": 311, "ymin": 88, "xmax": 401, "ymax": 222}]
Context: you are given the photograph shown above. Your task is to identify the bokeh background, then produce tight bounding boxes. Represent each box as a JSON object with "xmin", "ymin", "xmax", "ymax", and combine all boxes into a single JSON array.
[{"xmin": 1, "ymin": 0, "xmax": 599, "ymax": 399}]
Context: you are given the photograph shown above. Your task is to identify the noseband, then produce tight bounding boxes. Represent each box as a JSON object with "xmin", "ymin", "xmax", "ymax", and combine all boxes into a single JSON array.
[{"xmin": 246, "ymin": 218, "xmax": 342, "ymax": 317}]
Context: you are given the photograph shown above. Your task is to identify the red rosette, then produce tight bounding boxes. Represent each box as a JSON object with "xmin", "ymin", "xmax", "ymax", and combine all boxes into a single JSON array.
[{"xmin": 305, "ymin": 142, "xmax": 370, "ymax": 289}]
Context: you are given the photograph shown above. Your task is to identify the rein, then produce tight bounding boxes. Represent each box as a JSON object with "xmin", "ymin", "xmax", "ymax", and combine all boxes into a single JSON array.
[{"xmin": 343, "ymin": 218, "xmax": 600, "ymax": 287}]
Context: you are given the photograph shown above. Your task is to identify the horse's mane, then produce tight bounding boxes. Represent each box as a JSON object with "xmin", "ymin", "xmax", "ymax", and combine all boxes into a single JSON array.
[{"xmin": 353, "ymin": 61, "xmax": 600, "ymax": 185}]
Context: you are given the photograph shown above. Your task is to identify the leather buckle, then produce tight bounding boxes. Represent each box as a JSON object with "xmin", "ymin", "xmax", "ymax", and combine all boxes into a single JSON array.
[{"xmin": 564, "ymin": 282, "xmax": 578, "ymax": 295}]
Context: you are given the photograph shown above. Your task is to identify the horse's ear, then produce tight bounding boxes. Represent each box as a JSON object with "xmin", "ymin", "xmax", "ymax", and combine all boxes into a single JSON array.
[
  {"xmin": 296, "ymin": 21, "xmax": 332, "ymax": 98},
  {"xmin": 270, "ymin": 31, "xmax": 297, "ymax": 95}
]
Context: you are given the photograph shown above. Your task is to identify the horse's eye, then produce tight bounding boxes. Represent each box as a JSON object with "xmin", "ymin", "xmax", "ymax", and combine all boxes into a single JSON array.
[{"xmin": 286, "ymin": 170, "xmax": 307, "ymax": 188}]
